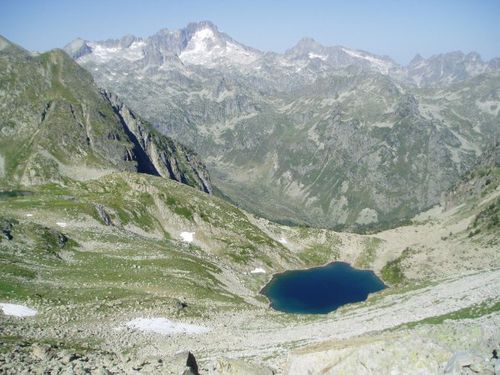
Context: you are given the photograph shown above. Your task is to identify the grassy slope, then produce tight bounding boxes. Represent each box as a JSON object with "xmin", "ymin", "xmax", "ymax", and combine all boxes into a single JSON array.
[
  {"xmin": 0, "ymin": 173, "xmax": 305, "ymax": 317},
  {"xmin": 2, "ymin": 160, "xmax": 497, "ymax": 313}
]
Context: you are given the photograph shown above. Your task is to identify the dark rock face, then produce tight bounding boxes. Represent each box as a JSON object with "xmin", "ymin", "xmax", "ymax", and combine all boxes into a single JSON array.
[
  {"xmin": 0, "ymin": 218, "xmax": 15, "ymax": 240},
  {"xmin": 101, "ymin": 90, "xmax": 212, "ymax": 194},
  {"xmin": 95, "ymin": 204, "xmax": 113, "ymax": 226}
]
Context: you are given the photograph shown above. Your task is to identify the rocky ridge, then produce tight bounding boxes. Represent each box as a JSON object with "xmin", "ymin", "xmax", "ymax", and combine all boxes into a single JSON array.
[{"xmin": 0, "ymin": 35, "xmax": 211, "ymax": 193}]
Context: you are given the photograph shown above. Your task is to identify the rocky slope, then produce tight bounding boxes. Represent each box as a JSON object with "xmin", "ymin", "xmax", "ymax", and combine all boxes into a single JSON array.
[
  {"xmin": 0, "ymin": 35, "xmax": 211, "ymax": 193},
  {"xmin": 64, "ymin": 21, "xmax": 500, "ymax": 230},
  {"xmin": 0, "ymin": 144, "xmax": 498, "ymax": 374}
]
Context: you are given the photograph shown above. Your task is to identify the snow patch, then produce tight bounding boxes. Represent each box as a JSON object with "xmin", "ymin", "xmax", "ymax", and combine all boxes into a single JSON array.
[
  {"xmin": 180, "ymin": 231, "xmax": 195, "ymax": 243},
  {"xmin": 124, "ymin": 41, "xmax": 146, "ymax": 61},
  {"xmin": 26, "ymin": 213, "xmax": 33, "ymax": 217},
  {"xmin": 308, "ymin": 52, "xmax": 327, "ymax": 61},
  {"xmin": 126, "ymin": 318, "xmax": 209, "ymax": 335},
  {"xmin": 0, "ymin": 303, "xmax": 37, "ymax": 317},
  {"xmin": 250, "ymin": 267, "xmax": 266, "ymax": 274},
  {"xmin": 342, "ymin": 48, "xmax": 392, "ymax": 74},
  {"xmin": 56, "ymin": 222, "xmax": 67, "ymax": 228},
  {"xmin": 278, "ymin": 237, "xmax": 288, "ymax": 244},
  {"xmin": 179, "ymin": 27, "xmax": 258, "ymax": 67},
  {"xmin": 192, "ymin": 27, "xmax": 217, "ymax": 44},
  {"xmin": 82, "ymin": 41, "xmax": 145, "ymax": 63}
]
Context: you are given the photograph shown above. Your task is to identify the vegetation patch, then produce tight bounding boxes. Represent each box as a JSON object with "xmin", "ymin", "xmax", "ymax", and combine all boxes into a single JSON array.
[
  {"xmin": 165, "ymin": 195, "xmax": 194, "ymax": 220},
  {"xmin": 298, "ymin": 244, "xmax": 339, "ymax": 266},
  {"xmin": 381, "ymin": 247, "xmax": 412, "ymax": 285},
  {"xmin": 405, "ymin": 300, "xmax": 500, "ymax": 328},
  {"xmin": 472, "ymin": 198, "xmax": 499, "ymax": 231}
]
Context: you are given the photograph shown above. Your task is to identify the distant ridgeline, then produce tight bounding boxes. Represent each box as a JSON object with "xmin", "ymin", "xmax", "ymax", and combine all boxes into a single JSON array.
[
  {"xmin": 64, "ymin": 21, "xmax": 500, "ymax": 231},
  {"xmin": 0, "ymin": 35, "xmax": 212, "ymax": 194}
]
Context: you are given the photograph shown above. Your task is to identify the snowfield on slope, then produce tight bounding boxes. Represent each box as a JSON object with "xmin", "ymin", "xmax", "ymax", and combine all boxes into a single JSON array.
[
  {"xmin": 250, "ymin": 267, "xmax": 267, "ymax": 274},
  {"xmin": 0, "ymin": 303, "xmax": 38, "ymax": 317},
  {"xmin": 125, "ymin": 318, "xmax": 210, "ymax": 335},
  {"xmin": 180, "ymin": 231, "xmax": 195, "ymax": 243}
]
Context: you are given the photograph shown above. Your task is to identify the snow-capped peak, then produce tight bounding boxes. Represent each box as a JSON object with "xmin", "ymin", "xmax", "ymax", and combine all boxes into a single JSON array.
[
  {"xmin": 178, "ymin": 25, "xmax": 260, "ymax": 67},
  {"xmin": 182, "ymin": 26, "xmax": 218, "ymax": 55},
  {"xmin": 82, "ymin": 40, "xmax": 146, "ymax": 63}
]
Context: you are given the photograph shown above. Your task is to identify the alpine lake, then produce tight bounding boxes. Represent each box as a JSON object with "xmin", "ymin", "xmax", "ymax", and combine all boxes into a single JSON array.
[{"xmin": 262, "ymin": 262, "xmax": 386, "ymax": 314}]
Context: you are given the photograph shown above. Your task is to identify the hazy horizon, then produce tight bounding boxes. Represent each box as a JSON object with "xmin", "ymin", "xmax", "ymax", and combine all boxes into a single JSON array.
[{"xmin": 1, "ymin": 0, "xmax": 500, "ymax": 65}]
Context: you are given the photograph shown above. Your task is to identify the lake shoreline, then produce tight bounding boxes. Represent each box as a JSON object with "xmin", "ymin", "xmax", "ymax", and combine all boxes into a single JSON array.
[{"xmin": 260, "ymin": 261, "xmax": 386, "ymax": 314}]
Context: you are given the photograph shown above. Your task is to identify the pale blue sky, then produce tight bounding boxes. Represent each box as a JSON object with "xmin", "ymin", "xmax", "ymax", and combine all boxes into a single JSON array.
[{"xmin": 1, "ymin": 0, "xmax": 499, "ymax": 64}]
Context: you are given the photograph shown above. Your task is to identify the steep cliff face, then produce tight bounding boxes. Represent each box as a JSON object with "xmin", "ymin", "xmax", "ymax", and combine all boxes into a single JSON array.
[
  {"xmin": 0, "ymin": 36, "xmax": 211, "ymax": 193},
  {"xmin": 102, "ymin": 90, "xmax": 212, "ymax": 193}
]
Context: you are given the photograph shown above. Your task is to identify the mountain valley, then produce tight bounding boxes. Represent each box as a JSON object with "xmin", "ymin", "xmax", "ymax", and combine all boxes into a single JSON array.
[
  {"xmin": 64, "ymin": 21, "xmax": 500, "ymax": 230},
  {"xmin": 0, "ymin": 21, "xmax": 499, "ymax": 375}
]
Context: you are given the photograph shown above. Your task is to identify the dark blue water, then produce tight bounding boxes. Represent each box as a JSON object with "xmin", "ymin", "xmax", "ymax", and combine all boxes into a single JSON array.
[{"xmin": 262, "ymin": 262, "xmax": 386, "ymax": 314}]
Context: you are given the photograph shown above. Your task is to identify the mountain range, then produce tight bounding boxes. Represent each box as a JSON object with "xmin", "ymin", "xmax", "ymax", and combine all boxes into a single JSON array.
[{"xmin": 63, "ymin": 21, "xmax": 500, "ymax": 230}]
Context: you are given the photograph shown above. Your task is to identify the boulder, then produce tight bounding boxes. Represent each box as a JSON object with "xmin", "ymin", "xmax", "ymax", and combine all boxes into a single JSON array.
[
  {"xmin": 172, "ymin": 351, "xmax": 199, "ymax": 375},
  {"xmin": 444, "ymin": 351, "xmax": 488, "ymax": 374}
]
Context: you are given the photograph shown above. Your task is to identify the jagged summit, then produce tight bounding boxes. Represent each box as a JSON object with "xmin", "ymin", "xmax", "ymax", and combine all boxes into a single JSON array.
[
  {"xmin": 405, "ymin": 50, "xmax": 493, "ymax": 86},
  {"xmin": 63, "ymin": 21, "xmax": 498, "ymax": 83},
  {"xmin": 408, "ymin": 53, "xmax": 424, "ymax": 65},
  {"xmin": 64, "ymin": 21, "xmax": 261, "ymax": 68},
  {"xmin": 284, "ymin": 36, "xmax": 397, "ymax": 74},
  {"xmin": 185, "ymin": 20, "xmax": 219, "ymax": 33}
]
